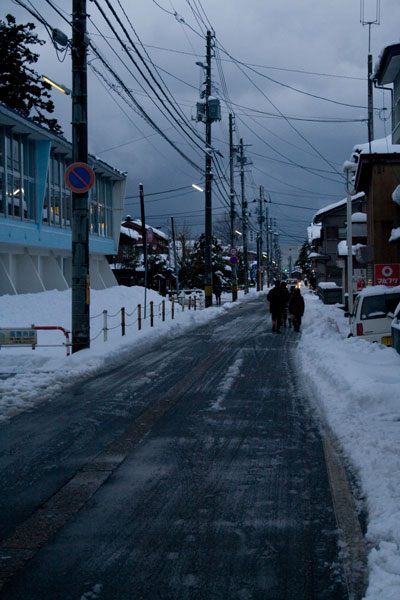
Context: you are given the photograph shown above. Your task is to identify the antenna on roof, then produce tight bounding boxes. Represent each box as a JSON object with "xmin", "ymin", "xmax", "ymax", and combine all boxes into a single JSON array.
[
  {"xmin": 360, "ymin": 0, "xmax": 381, "ymax": 151},
  {"xmin": 360, "ymin": 0, "xmax": 380, "ymax": 52}
]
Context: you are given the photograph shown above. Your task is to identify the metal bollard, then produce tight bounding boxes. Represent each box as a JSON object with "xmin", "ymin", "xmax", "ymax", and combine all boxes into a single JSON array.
[
  {"xmin": 138, "ymin": 304, "xmax": 141, "ymax": 330},
  {"xmin": 162, "ymin": 300, "xmax": 165, "ymax": 322},
  {"xmin": 188, "ymin": 297, "xmax": 192, "ymax": 310},
  {"xmin": 194, "ymin": 296, "xmax": 197, "ymax": 311},
  {"xmin": 103, "ymin": 310, "xmax": 108, "ymax": 342},
  {"xmin": 171, "ymin": 297, "xmax": 174, "ymax": 320},
  {"xmin": 150, "ymin": 301, "xmax": 154, "ymax": 327},
  {"xmin": 121, "ymin": 307, "xmax": 125, "ymax": 336}
]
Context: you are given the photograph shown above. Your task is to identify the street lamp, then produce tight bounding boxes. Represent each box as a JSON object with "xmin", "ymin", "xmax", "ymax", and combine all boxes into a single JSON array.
[
  {"xmin": 42, "ymin": 75, "xmax": 71, "ymax": 95},
  {"xmin": 192, "ymin": 184, "xmax": 204, "ymax": 192},
  {"xmin": 344, "ymin": 160, "xmax": 357, "ymax": 315}
]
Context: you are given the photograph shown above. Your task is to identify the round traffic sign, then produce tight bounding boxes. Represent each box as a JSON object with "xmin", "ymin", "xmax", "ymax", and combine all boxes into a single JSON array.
[
  {"xmin": 229, "ymin": 255, "xmax": 239, "ymax": 265},
  {"xmin": 65, "ymin": 162, "xmax": 95, "ymax": 194},
  {"xmin": 230, "ymin": 247, "xmax": 238, "ymax": 256}
]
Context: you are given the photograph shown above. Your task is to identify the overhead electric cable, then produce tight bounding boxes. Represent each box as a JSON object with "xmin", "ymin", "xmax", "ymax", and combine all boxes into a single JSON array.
[
  {"xmin": 91, "ymin": 0, "xmax": 207, "ymax": 159},
  {"xmin": 115, "ymin": 0, "xmax": 206, "ymax": 144},
  {"xmin": 89, "ymin": 42, "xmax": 203, "ymax": 173}
]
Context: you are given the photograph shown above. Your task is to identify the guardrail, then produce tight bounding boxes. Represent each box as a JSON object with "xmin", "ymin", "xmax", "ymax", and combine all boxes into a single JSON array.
[
  {"xmin": 0, "ymin": 295, "xmax": 207, "ymax": 356},
  {"xmin": 90, "ymin": 296, "xmax": 205, "ymax": 343},
  {"xmin": 0, "ymin": 326, "xmax": 71, "ymax": 356}
]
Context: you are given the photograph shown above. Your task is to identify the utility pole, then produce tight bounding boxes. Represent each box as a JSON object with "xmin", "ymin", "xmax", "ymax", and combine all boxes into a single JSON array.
[
  {"xmin": 368, "ymin": 52, "xmax": 374, "ymax": 148},
  {"xmin": 229, "ymin": 113, "xmax": 237, "ymax": 301},
  {"xmin": 140, "ymin": 184, "xmax": 148, "ymax": 319},
  {"xmin": 344, "ymin": 162, "xmax": 356, "ymax": 314},
  {"xmin": 71, "ymin": 0, "xmax": 89, "ymax": 353},
  {"xmin": 360, "ymin": 0, "xmax": 380, "ymax": 151},
  {"xmin": 204, "ymin": 30, "xmax": 213, "ymax": 308},
  {"xmin": 170, "ymin": 216, "xmax": 179, "ymax": 292},
  {"xmin": 265, "ymin": 196, "xmax": 270, "ymax": 286},
  {"xmin": 239, "ymin": 138, "xmax": 249, "ymax": 294},
  {"xmin": 257, "ymin": 186, "xmax": 264, "ymax": 291}
]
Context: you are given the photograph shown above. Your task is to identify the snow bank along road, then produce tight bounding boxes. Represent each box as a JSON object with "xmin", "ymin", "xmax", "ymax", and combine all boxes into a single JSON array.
[{"xmin": 0, "ymin": 296, "xmax": 365, "ymax": 599}]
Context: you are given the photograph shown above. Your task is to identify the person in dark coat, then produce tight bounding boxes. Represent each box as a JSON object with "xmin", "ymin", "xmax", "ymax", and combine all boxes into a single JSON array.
[
  {"xmin": 213, "ymin": 277, "xmax": 222, "ymax": 306},
  {"xmin": 280, "ymin": 281, "xmax": 291, "ymax": 327},
  {"xmin": 288, "ymin": 287, "xmax": 305, "ymax": 332},
  {"xmin": 267, "ymin": 280, "xmax": 286, "ymax": 333}
]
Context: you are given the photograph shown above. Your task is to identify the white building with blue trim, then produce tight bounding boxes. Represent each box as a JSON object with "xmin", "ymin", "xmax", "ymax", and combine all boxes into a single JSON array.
[{"xmin": 0, "ymin": 103, "xmax": 126, "ymax": 295}]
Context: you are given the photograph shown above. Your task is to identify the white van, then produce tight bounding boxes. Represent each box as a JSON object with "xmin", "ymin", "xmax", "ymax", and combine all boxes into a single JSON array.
[{"xmin": 349, "ymin": 285, "xmax": 400, "ymax": 345}]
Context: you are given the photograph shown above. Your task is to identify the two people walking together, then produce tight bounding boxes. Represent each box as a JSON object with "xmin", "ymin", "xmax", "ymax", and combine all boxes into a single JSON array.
[{"xmin": 267, "ymin": 280, "xmax": 304, "ymax": 333}]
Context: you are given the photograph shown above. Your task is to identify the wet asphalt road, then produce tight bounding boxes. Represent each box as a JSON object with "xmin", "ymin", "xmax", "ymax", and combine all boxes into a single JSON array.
[{"xmin": 0, "ymin": 296, "xmax": 354, "ymax": 599}]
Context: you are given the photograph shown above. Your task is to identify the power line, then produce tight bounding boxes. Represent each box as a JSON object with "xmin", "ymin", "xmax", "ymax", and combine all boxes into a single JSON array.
[
  {"xmin": 91, "ymin": 0, "xmax": 206, "ymax": 160},
  {"xmin": 216, "ymin": 43, "xmax": 368, "ymax": 111},
  {"xmin": 89, "ymin": 41, "xmax": 203, "ymax": 173}
]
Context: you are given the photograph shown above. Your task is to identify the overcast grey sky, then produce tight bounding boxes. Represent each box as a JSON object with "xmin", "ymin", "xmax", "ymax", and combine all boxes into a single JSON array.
[{"xmin": 3, "ymin": 0, "xmax": 400, "ymax": 243}]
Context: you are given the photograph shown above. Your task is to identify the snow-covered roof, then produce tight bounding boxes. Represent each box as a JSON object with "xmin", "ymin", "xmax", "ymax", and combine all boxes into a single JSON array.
[
  {"xmin": 307, "ymin": 223, "xmax": 321, "ymax": 243},
  {"xmin": 352, "ymin": 212, "xmax": 367, "ymax": 223},
  {"xmin": 120, "ymin": 226, "xmax": 141, "ymax": 240},
  {"xmin": 337, "ymin": 241, "xmax": 365, "ymax": 256},
  {"xmin": 389, "ymin": 227, "xmax": 400, "ymax": 242},
  {"xmin": 123, "ymin": 219, "xmax": 168, "ymax": 240},
  {"xmin": 351, "ymin": 136, "xmax": 400, "ymax": 159},
  {"xmin": 313, "ymin": 192, "xmax": 365, "ymax": 221},
  {"xmin": 132, "ymin": 219, "xmax": 168, "ymax": 240},
  {"xmin": 374, "ymin": 42, "xmax": 400, "ymax": 84}
]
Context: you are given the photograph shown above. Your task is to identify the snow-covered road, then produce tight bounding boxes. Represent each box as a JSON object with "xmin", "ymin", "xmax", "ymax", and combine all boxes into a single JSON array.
[
  {"xmin": 1, "ymin": 285, "xmax": 400, "ymax": 599},
  {"xmin": 1, "ymin": 294, "xmax": 350, "ymax": 599}
]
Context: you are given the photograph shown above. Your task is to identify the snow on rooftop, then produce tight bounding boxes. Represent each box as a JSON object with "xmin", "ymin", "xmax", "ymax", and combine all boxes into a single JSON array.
[
  {"xmin": 389, "ymin": 227, "xmax": 400, "ymax": 242},
  {"xmin": 313, "ymin": 192, "xmax": 365, "ymax": 221},
  {"xmin": 307, "ymin": 223, "xmax": 321, "ymax": 243},
  {"xmin": 120, "ymin": 226, "xmax": 141, "ymax": 240},
  {"xmin": 337, "ymin": 241, "xmax": 365, "ymax": 256},
  {"xmin": 130, "ymin": 219, "xmax": 168, "ymax": 240},
  {"xmin": 352, "ymin": 212, "xmax": 367, "ymax": 223},
  {"xmin": 352, "ymin": 135, "xmax": 400, "ymax": 158}
]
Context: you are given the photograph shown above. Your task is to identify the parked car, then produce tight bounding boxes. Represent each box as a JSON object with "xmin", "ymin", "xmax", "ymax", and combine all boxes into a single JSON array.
[
  {"xmin": 348, "ymin": 285, "xmax": 400, "ymax": 345},
  {"xmin": 391, "ymin": 302, "xmax": 400, "ymax": 354}
]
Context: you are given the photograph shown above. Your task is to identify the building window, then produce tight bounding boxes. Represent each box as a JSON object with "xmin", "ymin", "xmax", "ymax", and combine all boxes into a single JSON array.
[
  {"xmin": 90, "ymin": 176, "xmax": 112, "ymax": 237},
  {"xmin": 326, "ymin": 226, "xmax": 339, "ymax": 239},
  {"xmin": 43, "ymin": 154, "xmax": 71, "ymax": 228},
  {"xmin": 0, "ymin": 130, "xmax": 36, "ymax": 221}
]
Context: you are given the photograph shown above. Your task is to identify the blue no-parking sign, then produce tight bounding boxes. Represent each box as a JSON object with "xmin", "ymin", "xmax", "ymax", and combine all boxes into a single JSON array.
[{"xmin": 65, "ymin": 162, "xmax": 95, "ymax": 194}]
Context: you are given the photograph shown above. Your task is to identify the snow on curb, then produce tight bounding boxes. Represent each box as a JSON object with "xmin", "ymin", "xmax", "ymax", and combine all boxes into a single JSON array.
[
  {"xmin": 298, "ymin": 291, "xmax": 400, "ymax": 600},
  {"xmin": 0, "ymin": 286, "xmax": 261, "ymax": 422}
]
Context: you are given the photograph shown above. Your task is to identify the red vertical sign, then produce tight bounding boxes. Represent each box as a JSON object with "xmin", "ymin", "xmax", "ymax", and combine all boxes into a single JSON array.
[{"xmin": 374, "ymin": 264, "xmax": 400, "ymax": 286}]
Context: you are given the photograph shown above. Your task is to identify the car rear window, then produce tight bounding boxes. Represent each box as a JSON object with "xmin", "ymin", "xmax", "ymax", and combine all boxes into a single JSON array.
[{"xmin": 361, "ymin": 293, "xmax": 400, "ymax": 320}]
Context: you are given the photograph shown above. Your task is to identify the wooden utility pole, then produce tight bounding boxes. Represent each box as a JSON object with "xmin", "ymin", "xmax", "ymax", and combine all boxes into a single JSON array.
[
  {"xmin": 71, "ymin": 0, "xmax": 90, "ymax": 353},
  {"xmin": 204, "ymin": 30, "xmax": 213, "ymax": 307},
  {"xmin": 229, "ymin": 113, "xmax": 238, "ymax": 301},
  {"xmin": 240, "ymin": 139, "xmax": 249, "ymax": 294}
]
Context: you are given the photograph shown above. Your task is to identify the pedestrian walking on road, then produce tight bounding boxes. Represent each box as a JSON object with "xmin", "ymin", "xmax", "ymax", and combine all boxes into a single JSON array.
[
  {"xmin": 280, "ymin": 281, "xmax": 291, "ymax": 328},
  {"xmin": 267, "ymin": 280, "xmax": 286, "ymax": 333},
  {"xmin": 288, "ymin": 287, "xmax": 305, "ymax": 332},
  {"xmin": 213, "ymin": 277, "xmax": 222, "ymax": 306}
]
